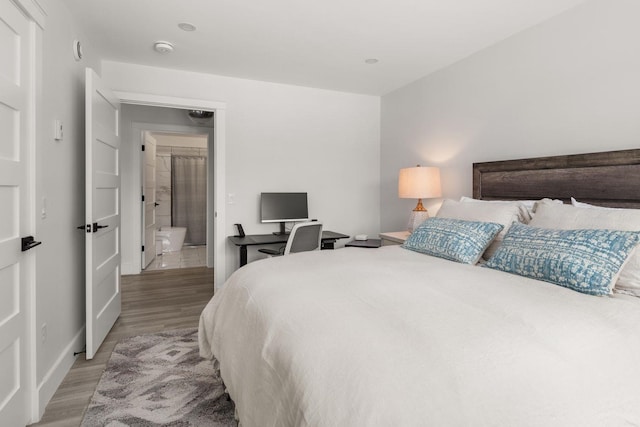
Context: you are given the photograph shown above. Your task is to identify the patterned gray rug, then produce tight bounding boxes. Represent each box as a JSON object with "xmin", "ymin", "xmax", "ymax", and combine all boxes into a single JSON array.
[{"xmin": 81, "ymin": 328, "xmax": 236, "ymax": 426}]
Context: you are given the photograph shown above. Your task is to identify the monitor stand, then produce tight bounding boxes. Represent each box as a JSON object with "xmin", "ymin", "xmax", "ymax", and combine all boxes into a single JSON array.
[{"xmin": 272, "ymin": 222, "xmax": 289, "ymax": 236}]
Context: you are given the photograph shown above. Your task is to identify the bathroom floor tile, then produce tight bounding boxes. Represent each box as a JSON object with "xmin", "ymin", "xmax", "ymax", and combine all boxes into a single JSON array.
[{"xmin": 145, "ymin": 245, "xmax": 207, "ymax": 271}]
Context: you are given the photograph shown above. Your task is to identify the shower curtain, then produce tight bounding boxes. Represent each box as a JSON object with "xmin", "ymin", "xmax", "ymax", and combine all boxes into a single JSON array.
[{"xmin": 172, "ymin": 155, "xmax": 207, "ymax": 245}]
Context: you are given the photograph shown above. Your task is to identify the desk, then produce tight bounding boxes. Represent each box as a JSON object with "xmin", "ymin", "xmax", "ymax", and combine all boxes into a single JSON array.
[{"xmin": 228, "ymin": 231, "xmax": 349, "ymax": 267}]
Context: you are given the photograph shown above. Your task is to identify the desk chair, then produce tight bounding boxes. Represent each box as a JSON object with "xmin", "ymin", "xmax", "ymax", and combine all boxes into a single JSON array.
[{"xmin": 258, "ymin": 222, "xmax": 323, "ymax": 256}]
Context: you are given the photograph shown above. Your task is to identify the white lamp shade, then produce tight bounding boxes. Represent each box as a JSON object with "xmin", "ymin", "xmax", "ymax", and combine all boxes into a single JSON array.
[{"xmin": 398, "ymin": 166, "xmax": 442, "ymax": 199}]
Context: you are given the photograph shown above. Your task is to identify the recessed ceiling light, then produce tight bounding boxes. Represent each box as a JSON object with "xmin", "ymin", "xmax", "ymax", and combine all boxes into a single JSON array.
[
  {"xmin": 178, "ymin": 22, "xmax": 196, "ymax": 32},
  {"xmin": 365, "ymin": 58, "xmax": 379, "ymax": 64},
  {"xmin": 153, "ymin": 41, "xmax": 174, "ymax": 54}
]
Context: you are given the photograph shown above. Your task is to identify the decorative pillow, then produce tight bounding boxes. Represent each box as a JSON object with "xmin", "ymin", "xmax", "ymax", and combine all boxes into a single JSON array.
[
  {"xmin": 402, "ymin": 217, "xmax": 503, "ymax": 264},
  {"xmin": 437, "ymin": 199, "xmax": 523, "ymax": 259},
  {"xmin": 531, "ymin": 200, "xmax": 640, "ymax": 297},
  {"xmin": 485, "ymin": 223, "xmax": 640, "ymax": 296}
]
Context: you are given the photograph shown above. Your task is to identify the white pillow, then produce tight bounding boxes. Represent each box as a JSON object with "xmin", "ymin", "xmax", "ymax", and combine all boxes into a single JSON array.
[
  {"xmin": 531, "ymin": 198, "xmax": 565, "ymax": 213},
  {"xmin": 570, "ymin": 197, "xmax": 617, "ymax": 210},
  {"xmin": 460, "ymin": 196, "xmax": 563, "ymax": 220},
  {"xmin": 459, "ymin": 197, "xmax": 532, "ymax": 223},
  {"xmin": 437, "ymin": 199, "xmax": 524, "ymax": 259},
  {"xmin": 571, "ymin": 197, "xmax": 594, "ymax": 209},
  {"xmin": 531, "ymin": 200, "xmax": 640, "ymax": 297}
]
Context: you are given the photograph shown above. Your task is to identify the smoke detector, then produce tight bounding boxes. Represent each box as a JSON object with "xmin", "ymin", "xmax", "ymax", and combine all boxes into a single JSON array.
[{"xmin": 153, "ymin": 41, "xmax": 174, "ymax": 54}]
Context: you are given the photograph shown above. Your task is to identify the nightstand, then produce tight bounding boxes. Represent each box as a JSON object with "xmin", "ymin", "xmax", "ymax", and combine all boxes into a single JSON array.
[{"xmin": 379, "ymin": 231, "xmax": 411, "ymax": 246}]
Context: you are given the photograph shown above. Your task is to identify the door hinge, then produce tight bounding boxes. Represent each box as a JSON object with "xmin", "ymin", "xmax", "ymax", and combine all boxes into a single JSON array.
[
  {"xmin": 142, "ymin": 245, "xmax": 145, "ymax": 252},
  {"xmin": 141, "ymin": 194, "xmax": 145, "ymax": 202},
  {"xmin": 141, "ymin": 144, "xmax": 145, "ymax": 151}
]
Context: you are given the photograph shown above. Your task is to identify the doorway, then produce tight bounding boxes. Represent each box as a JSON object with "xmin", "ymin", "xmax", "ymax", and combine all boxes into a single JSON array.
[
  {"xmin": 115, "ymin": 92, "xmax": 226, "ymax": 288},
  {"xmin": 144, "ymin": 130, "xmax": 209, "ymax": 271},
  {"xmin": 122, "ymin": 105, "xmax": 214, "ymax": 274}
]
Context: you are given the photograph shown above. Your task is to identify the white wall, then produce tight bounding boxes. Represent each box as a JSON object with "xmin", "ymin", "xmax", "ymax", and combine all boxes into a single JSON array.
[
  {"xmin": 103, "ymin": 61, "xmax": 381, "ymax": 281},
  {"xmin": 34, "ymin": 0, "xmax": 103, "ymax": 416},
  {"xmin": 380, "ymin": 0, "xmax": 640, "ymax": 232}
]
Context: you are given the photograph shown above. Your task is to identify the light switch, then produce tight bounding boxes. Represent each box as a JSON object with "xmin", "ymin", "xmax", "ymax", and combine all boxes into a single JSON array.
[
  {"xmin": 227, "ymin": 193, "xmax": 235, "ymax": 204},
  {"xmin": 54, "ymin": 120, "xmax": 63, "ymax": 141}
]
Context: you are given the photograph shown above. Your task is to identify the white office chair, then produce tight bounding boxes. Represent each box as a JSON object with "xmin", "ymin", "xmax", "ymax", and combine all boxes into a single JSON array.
[{"xmin": 258, "ymin": 222, "xmax": 323, "ymax": 256}]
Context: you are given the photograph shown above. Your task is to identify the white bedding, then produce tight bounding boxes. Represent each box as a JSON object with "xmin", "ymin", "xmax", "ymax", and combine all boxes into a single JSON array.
[{"xmin": 199, "ymin": 246, "xmax": 640, "ymax": 427}]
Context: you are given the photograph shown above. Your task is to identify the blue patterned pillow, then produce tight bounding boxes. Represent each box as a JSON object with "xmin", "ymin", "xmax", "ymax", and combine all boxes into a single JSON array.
[
  {"xmin": 402, "ymin": 217, "xmax": 503, "ymax": 264},
  {"xmin": 484, "ymin": 223, "xmax": 640, "ymax": 296}
]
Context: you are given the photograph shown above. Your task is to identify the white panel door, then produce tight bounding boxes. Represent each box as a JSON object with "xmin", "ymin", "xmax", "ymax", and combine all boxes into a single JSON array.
[
  {"xmin": 85, "ymin": 68, "xmax": 121, "ymax": 360},
  {"xmin": 0, "ymin": 0, "xmax": 33, "ymax": 424},
  {"xmin": 142, "ymin": 132, "xmax": 156, "ymax": 268}
]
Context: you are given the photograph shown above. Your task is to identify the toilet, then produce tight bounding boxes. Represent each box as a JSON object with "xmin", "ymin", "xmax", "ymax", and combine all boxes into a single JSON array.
[{"xmin": 155, "ymin": 227, "xmax": 187, "ymax": 253}]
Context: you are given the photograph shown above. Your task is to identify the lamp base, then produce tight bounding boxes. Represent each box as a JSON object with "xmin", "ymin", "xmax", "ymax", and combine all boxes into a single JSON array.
[{"xmin": 408, "ymin": 209, "xmax": 430, "ymax": 232}]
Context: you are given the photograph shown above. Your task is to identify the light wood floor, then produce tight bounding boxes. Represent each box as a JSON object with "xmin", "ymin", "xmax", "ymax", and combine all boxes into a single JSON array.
[{"xmin": 30, "ymin": 267, "xmax": 215, "ymax": 427}]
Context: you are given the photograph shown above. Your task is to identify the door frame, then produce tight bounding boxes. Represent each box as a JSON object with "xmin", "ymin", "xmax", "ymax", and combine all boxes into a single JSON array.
[
  {"xmin": 136, "ymin": 124, "xmax": 214, "ymax": 270},
  {"xmin": 115, "ymin": 92, "xmax": 226, "ymax": 287}
]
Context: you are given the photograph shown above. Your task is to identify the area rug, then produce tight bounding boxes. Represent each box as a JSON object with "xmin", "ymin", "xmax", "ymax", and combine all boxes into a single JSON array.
[{"xmin": 81, "ymin": 328, "xmax": 236, "ymax": 426}]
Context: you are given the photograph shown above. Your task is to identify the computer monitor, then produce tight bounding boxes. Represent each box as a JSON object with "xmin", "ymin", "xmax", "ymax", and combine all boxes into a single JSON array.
[{"xmin": 260, "ymin": 192, "xmax": 309, "ymax": 235}]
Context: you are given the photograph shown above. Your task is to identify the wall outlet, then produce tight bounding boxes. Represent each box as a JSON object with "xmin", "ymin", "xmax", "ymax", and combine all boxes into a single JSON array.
[{"xmin": 41, "ymin": 323, "xmax": 47, "ymax": 343}]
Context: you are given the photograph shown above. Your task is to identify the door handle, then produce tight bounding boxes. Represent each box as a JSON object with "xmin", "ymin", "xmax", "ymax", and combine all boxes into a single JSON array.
[
  {"xmin": 22, "ymin": 236, "xmax": 42, "ymax": 252},
  {"xmin": 92, "ymin": 223, "xmax": 108, "ymax": 232},
  {"xmin": 76, "ymin": 223, "xmax": 108, "ymax": 232},
  {"xmin": 154, "ymin": 202, "xmax": 160, "ymax": 207}
]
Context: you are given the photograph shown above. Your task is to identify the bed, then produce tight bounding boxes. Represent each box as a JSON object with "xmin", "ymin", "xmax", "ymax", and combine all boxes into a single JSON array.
[{"xmin": 199, "ymin": 149, "xmax": 640, "ymax": 427}]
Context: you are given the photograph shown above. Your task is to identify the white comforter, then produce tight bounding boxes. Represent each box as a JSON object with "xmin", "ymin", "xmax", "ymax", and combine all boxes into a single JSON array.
[{"xmin": 199, "ymin": 246, "xmax": 640, "ymax": 427}]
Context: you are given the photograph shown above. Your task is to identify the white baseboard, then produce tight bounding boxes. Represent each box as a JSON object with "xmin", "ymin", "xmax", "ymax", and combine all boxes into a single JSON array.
[
  {"xmin": 36, "ymin": 326, "xmax": 85, "ymax": 421},
  {"xmin": 121, "ymin": 260, "xmax": 140, "ymax": 275}
]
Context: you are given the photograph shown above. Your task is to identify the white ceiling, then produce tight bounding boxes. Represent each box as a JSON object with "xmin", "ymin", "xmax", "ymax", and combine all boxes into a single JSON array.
[{"xmin": 60, "ymin": 0, "xmax": 586, "ymax": 95}]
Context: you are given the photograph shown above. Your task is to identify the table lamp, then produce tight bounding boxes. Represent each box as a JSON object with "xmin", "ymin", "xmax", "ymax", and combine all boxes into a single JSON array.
[{"xmin": 398, "ymin": 165, "xmax": 442, "ymax": 231}]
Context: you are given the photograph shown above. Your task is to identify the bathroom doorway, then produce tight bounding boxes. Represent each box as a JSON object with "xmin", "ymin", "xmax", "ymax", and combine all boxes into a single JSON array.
[
  {"xmin": 145, "ymin": 131, "xmax": 209, "ymax": 270},
  {"xmin": 119, "ymin": 103, "xmax": 215, "ymax": 273}
]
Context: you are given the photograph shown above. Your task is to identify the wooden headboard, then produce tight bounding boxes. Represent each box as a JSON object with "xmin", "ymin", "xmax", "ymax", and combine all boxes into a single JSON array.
[{"xmin": 473, "ymin": 149, "xmax": 640, "ymax": 209}]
